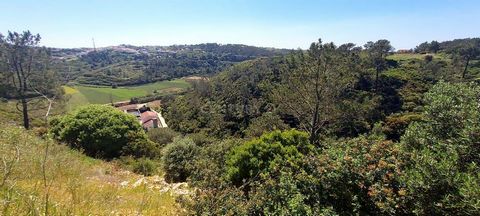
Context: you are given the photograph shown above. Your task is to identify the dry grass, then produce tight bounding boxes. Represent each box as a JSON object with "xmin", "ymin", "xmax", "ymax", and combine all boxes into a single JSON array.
[
  {"xmin": 0, "ymin": 99, "xmax": 67, "ymax": 128},
  {"xmin": 0, "ymin": 125, "xmax": 183, "ymax": 215}
]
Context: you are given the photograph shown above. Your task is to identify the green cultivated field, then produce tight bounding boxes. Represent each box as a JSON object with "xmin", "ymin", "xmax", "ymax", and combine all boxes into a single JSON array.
[{"xmin": 64, "ymin": 79, "xmax": 190, "ymax": 110}]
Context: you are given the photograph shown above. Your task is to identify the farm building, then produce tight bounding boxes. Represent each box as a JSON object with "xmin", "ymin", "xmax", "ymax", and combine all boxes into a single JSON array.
[{"xmin": 115, "ymin": 102, "xmax": 168, "ymax": 130}]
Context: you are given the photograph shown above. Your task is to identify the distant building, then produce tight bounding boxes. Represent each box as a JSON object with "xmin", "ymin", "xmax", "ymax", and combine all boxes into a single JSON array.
[
  {"xmin": 115, "ymin": 102, "xmax": 168, "ymax": 130},
  {"xmin": 141, "ymin": 111, "xmax": 160, "ymax": 129}
]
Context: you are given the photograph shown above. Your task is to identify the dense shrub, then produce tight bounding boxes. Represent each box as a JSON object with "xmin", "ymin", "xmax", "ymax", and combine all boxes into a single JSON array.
[
  {"xmin": 162, "ymin": 137, "xmax": 199, "ymax": 183},
  {"xmin": 116, "ymin": 156, "xmax": 159, "ymax": 176},
  {"xmin": 147, "ymin": 127, "xmax": 179, "ymax": 146},
  {"xmin": 226, "ymin": 130, "xmax": 314, "ymax": 186},
  {"xmin": 178, "ymin": 184, "xmax": 250, "ymax": 215},
  {"xmin": 401, "ymin": 82, "xmax": 480, "ymax": 215},
  {"xmin": 132, "ymin": 158, "xmax": 158, "ymax": 176},
  {"xmin": 186, "ymin": 132, "xmax": 216, "ymax": 146},
  {"xmin": 50, "ymin": 105, "xmax": 159, "ymax": 159},
  {"xmin": 165, "ymin": 95, "xmax": 227, "ymax": 136},
  {"xmin": 181, "ymin": 166, "xmax": 331, "ymax": 215},
  {"xmin": 246, "ymin": 166, "xmax": 338, "ymax": 215},
  {"xmin": 424, "ymin": 54, "xmax": 433, "ymax": 62},
  {"xmin": 189, "ymin": 139, "xmax": 239, "ymax": 188},
  {"xmin": 186, "ymin": 131, "xmax": 407, "ymax": 215},
  {"xmin": 311, "ymin": 135, "xmax": 407, "ymax": 215},
  {"xmin": 243, "ymin": 112, "xmax": 290, "ymax": 138},
  {"xmin": 121, "ymin": 131, "xmax": 161, "ymax": 158},
  {"xmin": 181, "ymin": 82, "xmax": 480, "ymax": 214},
  {"xmin": 178, "ymin": 139, "xmax": 250, "ymax": 215},
  {"xmin": 382, "ymin": 113, "xmax": 423, "ymax": 141},
  {"xmin": 182, "ymin": 142, "xmax": 320, "ymax": 215}
]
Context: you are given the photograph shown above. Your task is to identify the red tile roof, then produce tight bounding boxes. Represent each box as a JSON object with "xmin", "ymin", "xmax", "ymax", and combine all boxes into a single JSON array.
[
  {"xmin": 140, "ymin": 111, "xmax": 158, "ymax": 123},
  {"xmin": 142, "ymin": 119, "xmax": 155, "ymax": 129}
]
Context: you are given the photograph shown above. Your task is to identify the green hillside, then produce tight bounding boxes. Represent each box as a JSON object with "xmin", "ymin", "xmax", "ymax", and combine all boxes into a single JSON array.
[{"xmin": 52, "ymin": 44, "xmax": 290, "ymax": 86}]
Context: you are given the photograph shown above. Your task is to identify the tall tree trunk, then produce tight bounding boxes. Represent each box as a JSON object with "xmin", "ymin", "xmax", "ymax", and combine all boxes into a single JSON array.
[
  {"xmin": 311, "ymin": 63, "xmax": 321, "ymax": 146},
  {"xmin": 21, "ymin": 97, "xmax": 29, "ymax": 129},
  {"xmin": 310, "ymin": 101, "xmax": 320, "ymax": 146},
  {"xmin": 14, "ymin": 60, "xmax": 30, "ymax": 130},
  {"xmin": 462, "ymin": 58, "xmax": 470, "ymax": 79},
  {"xmin": 242, "ymin": 97, "xmax": 249, "ymax": 129},
  {"xmin": 19, "ymin": 69, "xmax": 30, "ymax": 129}
]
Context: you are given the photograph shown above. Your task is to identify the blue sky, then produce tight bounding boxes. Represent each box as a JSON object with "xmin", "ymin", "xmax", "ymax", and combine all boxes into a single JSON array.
[{"xmin": 1, "ymin": 0, "xmax": 478, "ymax": 49}]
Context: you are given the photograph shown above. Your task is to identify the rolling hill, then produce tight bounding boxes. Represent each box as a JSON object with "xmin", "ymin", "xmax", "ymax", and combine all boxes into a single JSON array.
[{"xmin": 51, "ymin": 43, "xmax": 291, "ymax": 86}]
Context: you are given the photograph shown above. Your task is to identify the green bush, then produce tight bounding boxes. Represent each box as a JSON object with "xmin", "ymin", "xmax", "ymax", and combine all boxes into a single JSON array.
[
  {"xmin": 189, "ymin": 139, "xmax": 239, "ymax": 188},
  {"xmin": 50, "ymin": 105, "xmax": 160, "ymax": 159},
  {"xmin": 382, "ymin": 113, "xmax": 423, "ymax": 141},
  {"xmin": 162, "ymin": 137, "xmax": 199, "ymax": 183},
  {"xmin": 132, "ymin": 158, "xmax": 158, "ymax": 176},
  {"xmin": 147, "ymin": 127, "xmax": 179, "ymax": 146},
  {"xmin": 401, "ymin": 82, "xmax": 480, "ymax": 215},
  {"xmin": 186, "ymin": 132, "xmax": 216, "ymax": 146},
  {"xmin": 244, "ymin": 112, "xmax": 290, "ymax": 138},
  {"xmin": 118, "ymin": 156, "xmax": 159, "ymax": 176},
  {"xmin": 185, "ymin": 131, "xmax": 406, "ymax": 215},
  {"xmin": 226, "ymin": 130, "xmax": 314, "ymax": 186},
  {"xmin": 121, "ymin": 131, "xmax": 161, "ymax": 158},
  {"xmin": 311, "ymin": 135, "xmax": 406, "ymax": 215}
]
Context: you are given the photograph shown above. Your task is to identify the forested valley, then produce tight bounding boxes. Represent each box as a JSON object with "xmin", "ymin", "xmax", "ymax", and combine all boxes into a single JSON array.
[
  {"xmin": 51, "ymin": 43, "xmax": 289, "ymax": 86},
  {"xmin": 1, "ymin": 30, "xmax": 480, "ymax": 215}
]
